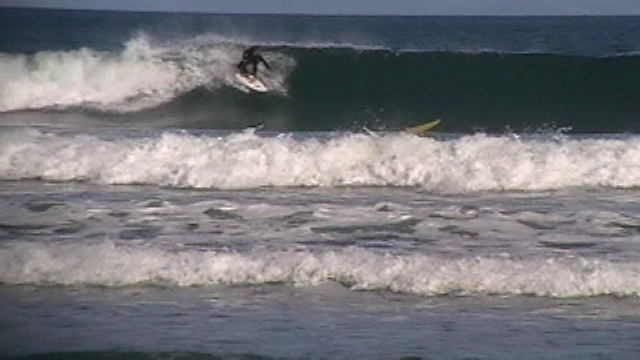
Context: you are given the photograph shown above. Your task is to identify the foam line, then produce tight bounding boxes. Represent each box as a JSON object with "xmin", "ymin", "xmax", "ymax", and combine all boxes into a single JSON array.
[
  {"xmin": 0, "ymin": 241, "xmax": 638, "ymax": 297},
  {"xmin": 2, "ymin": 130, "xmax": 640, "ymax": 191}
]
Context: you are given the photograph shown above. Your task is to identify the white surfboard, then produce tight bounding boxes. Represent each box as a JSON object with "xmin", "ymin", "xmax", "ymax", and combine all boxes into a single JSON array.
[{"xmin": 235, "ymin": 73, "xmax": 268, "ymax": 93}]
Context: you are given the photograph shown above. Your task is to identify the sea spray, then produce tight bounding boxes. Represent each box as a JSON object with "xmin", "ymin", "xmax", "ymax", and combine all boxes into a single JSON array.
[{"xmin": 0, "ymin": 34, "xmax": 293, "ymax": 113}]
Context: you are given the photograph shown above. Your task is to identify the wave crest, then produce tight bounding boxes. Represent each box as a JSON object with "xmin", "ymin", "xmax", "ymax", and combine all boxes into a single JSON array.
[{"xmin": 0, "ymin": 34, "xmax": 293, "ymax": 113}]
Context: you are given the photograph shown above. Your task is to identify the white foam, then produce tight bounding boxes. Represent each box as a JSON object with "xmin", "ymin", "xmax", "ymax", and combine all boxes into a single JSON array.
[
  {"xmin": 0, "ymin": 34, "xmax": 293, "ymax": 112},
  {"xmin": 0, "ymin": 240, "xmax": 638, "ymax": 297},
  {"xmin": 2, "ymin": 130, "xmax": 640, "ymax": 192}
]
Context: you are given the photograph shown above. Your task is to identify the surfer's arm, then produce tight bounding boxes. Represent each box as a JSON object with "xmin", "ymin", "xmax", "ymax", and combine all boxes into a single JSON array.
[{"xmin": 257, "ymin": 55, "xmax": 271, "ymax": 70}]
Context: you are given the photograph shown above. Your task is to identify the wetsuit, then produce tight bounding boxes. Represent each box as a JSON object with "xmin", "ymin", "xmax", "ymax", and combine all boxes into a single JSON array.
[{"xmin": 237, "ymin": 46, "xmax": 270, "ymax": 76}]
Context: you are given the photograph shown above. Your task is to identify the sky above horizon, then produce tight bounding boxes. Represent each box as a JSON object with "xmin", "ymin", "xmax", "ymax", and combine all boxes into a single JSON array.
[{"xmin": 1, "ymin": 0, "xmax": 640, "ymax": 16}]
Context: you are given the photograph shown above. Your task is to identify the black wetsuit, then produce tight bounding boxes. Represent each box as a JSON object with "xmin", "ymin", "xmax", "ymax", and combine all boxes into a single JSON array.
[{"xmin": 237, "ymin": 46, "xmax": 270, "ymax": 76}]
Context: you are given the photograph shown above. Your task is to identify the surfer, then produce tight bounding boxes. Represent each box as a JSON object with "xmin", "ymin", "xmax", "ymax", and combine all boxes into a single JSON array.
[{"xmin": 237, "ymin": 46, "xmax": 270, "ymax": 77}]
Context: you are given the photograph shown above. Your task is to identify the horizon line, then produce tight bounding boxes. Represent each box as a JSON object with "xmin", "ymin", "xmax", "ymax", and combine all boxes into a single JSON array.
[{"xmin": 2, "ymin": 5, "xmax": 640, "ymax": 17}]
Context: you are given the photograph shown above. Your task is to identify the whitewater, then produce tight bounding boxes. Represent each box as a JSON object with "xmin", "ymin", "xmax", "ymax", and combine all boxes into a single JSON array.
[
  {"xmin": 2, "ymin": 8, "xmax": 640, "ymax": 359},
  {"xmin": 3, "ymin": 128, "xmax": 640, "ymax": 191},
  {"xmin": 0, "ymin": 35, "xmax": 292, "ymax": 113}
]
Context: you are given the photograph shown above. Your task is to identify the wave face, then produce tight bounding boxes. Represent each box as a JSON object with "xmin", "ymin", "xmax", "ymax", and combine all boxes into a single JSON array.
[
  {"xmin": 284, "ymin": 49, "xmax": 640, "ymax": 133},
  {"xmin": 2, "ymin": 40, "xmax": 639, "ymax": 133},
  {"xmin": 1, "ymin": 10, "xmax": 640, "ymax": 133},
  {"xmin": 2, "ymin": 129, "xmax": 640, "ymax": 191}
]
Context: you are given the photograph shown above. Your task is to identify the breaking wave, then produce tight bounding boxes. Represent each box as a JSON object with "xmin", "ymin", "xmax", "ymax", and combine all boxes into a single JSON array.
[
  {"xmin": 1, "ymin": 240, "xmax": 638, "ymax": 298},
  {"xmin": 0, "ymin": 34, "xmax": 292, "ymax": 113},
  {"xmin": 2, "ymin": 129, "xmax": 640, "ymax": 192},
  {"xmin": 1, "ymin": 32, "xmax": 640, "ymax": 133}
]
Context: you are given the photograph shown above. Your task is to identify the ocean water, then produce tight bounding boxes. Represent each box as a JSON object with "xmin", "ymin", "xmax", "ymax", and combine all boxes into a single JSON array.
[{"xmin": 1, "ymin": 8, "xmax": 640, "ymax": 359}]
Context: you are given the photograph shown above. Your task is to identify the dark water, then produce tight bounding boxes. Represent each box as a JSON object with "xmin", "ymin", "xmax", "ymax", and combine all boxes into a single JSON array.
[
  {"xmin": 263, "ymin": 49, "xmax": 640, "ymax": 132},
  {"xmin": 4, "ymin": 9, "xmax": 640, "ymax": 56}
]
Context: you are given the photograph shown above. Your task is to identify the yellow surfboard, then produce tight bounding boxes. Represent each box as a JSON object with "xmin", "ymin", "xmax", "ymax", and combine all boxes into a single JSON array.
[{"xmin": 405, "ymin": 119, "xmax": 441, "ymax": 136}]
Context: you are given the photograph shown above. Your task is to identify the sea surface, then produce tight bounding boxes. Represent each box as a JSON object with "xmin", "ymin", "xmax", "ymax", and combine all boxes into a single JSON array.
[{"xmin": 1, "ymin": 8, "xmax": 640, "ymax": 359}]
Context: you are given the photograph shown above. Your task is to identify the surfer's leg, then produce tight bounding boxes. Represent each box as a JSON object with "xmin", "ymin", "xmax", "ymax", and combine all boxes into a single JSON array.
[{"xmin": 237, "ymin": 61, "xmax": 248, "ymax": 74}]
